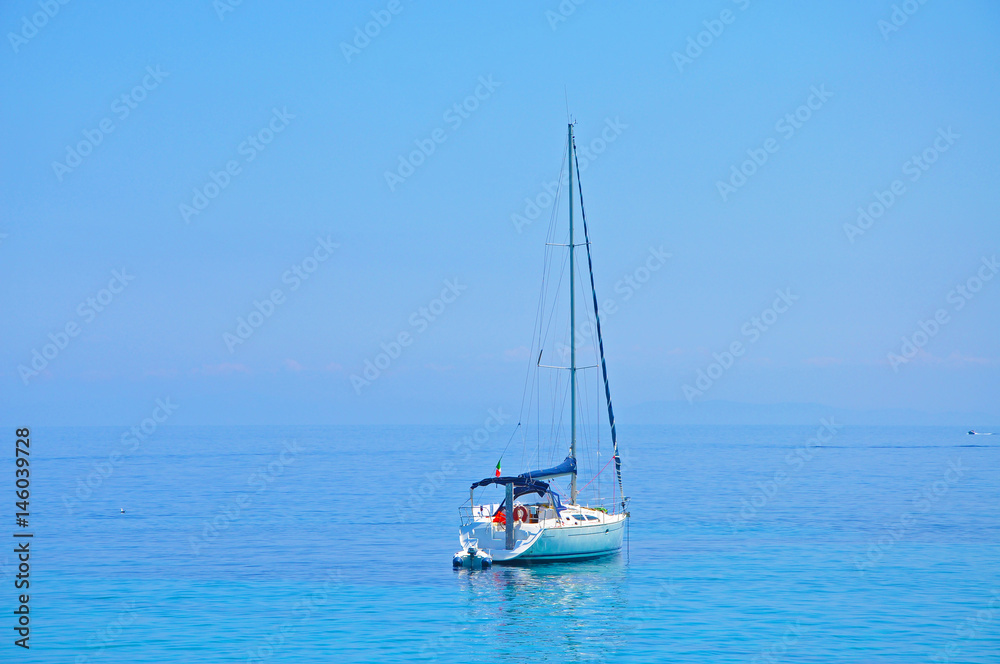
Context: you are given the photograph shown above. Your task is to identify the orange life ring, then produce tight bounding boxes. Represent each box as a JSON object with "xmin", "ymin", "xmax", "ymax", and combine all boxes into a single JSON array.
[{"xmin": 493, "ymin": 505, "xmax": 530, "ymax": 524}]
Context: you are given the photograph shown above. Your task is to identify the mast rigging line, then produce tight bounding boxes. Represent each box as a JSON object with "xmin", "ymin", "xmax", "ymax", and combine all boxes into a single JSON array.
[
  {"xmin": 578, "ymin": 452, "xmax": 616, "ymax": 495},
  {"xmin": 495, "ymin": 422, "xmax": 522, "ymax": 468},
  {"xmin": 517, "ymin": 143, "xmax": 568, "ymax": 468},
  {"xmin": 571, "ymin": 130, "xmax": 627, "ymax": 512},
  {"xmin": 517, "ymin": 143, "xmax": 568, "ymax": 426}
]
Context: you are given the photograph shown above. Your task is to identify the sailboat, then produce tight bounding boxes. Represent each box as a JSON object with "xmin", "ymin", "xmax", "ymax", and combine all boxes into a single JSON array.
[{"xmin": 455, "ymin": 122, "xmax": 629, "ymax": 565}]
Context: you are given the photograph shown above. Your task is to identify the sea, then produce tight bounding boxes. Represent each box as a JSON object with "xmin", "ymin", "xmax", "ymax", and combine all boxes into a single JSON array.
[{"xmin": 18, "ymin": 424, "xmax": 1000, "ymax": 662}]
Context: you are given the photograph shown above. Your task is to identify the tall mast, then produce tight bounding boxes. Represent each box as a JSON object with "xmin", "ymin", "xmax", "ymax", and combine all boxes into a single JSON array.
[{"xmin": 568, "ymin": 123, "xmax": 577, "ymax": 505}]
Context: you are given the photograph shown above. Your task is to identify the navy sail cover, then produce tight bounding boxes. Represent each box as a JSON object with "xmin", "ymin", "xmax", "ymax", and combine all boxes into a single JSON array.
[
  {"xmin": 517, "ymin": 456, "xmax": 577, "ymax": 481},
  {"xmin": 469, "ymin": 475, "xmax": 567, "ymax": 513}
]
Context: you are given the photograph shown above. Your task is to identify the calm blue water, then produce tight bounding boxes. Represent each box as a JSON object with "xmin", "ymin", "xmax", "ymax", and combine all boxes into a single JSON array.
[{"xmin": 18, "ymin": 425, "xmax": 1000, "ymax": 662}]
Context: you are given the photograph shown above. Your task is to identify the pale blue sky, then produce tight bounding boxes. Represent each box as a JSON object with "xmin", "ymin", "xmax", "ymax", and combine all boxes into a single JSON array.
[{"xmin": 2, "ymin": 1, "xmax": 998, "ymax": 425}]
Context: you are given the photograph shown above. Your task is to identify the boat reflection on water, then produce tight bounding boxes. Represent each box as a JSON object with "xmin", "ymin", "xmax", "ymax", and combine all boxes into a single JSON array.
[{"xmin": 448, "ymin": 556, "xmax": 630, "ymax": 659}]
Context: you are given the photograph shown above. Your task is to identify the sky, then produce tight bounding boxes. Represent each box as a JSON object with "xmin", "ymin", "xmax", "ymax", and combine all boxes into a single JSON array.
[{"xmin": 2, "ymin": 1, "xmax": 998, "ymax": 426}]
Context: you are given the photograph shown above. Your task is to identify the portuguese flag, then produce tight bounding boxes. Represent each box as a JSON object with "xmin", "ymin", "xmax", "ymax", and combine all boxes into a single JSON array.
[{"xmin": 495, "ymin": 458, "xmax": 502, "ymax": 477}]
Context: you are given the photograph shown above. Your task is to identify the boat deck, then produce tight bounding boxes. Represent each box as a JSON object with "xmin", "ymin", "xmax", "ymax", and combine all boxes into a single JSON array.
[{"xmin": 459, "ymin": 502, "xmax": 627, "ymax": 562}]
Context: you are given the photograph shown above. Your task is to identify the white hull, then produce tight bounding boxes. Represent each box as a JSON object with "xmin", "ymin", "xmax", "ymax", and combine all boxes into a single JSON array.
[{"xmin": 460, "ymin": 505, "xmax": 626, "ymax": 563}]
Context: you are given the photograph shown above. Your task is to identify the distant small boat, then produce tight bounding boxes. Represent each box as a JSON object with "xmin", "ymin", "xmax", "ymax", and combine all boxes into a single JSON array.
[{"xmin": 968, "ymin": 430, "xmax": 993, "ymax": 435}]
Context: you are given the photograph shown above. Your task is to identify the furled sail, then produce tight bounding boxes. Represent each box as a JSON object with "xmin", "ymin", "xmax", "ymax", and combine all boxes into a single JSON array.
[{"xmin": 571, "ymin": 135, "xmax": 626, "ymax": 510}]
